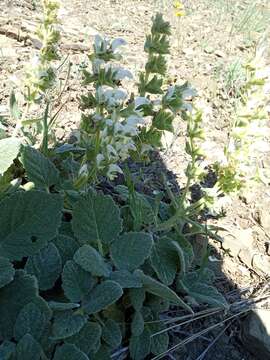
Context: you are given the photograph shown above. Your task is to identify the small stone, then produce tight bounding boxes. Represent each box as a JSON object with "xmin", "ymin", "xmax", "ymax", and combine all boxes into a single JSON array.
[
  {"xmin": 241, "ymin": 309, "xmax": 270, "ymax": 359},
  {"xmin": 252, "ymin": 254, "xmax": 270, "ymax": 275}
]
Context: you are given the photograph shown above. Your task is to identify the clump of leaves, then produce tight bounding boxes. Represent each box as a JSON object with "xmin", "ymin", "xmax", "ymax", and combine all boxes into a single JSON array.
[{"xmin": 0, "ymin": 12, "xmax": 227, "ymax": 360}]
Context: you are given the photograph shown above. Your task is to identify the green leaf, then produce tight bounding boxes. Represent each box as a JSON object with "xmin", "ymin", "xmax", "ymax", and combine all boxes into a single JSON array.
[
  {"xmin": 178, "ymin": 272, "xmax": 228, "ymax": 308},
  {"xmin": 9, "ymin": 90, "xmax": 20, "ymax": 120},
  {"xmin": 53, "ymin": 344, "xmax": 89, "ymax": 360},
  {"xmin": 102, "ymin": 319, "xmax": 122, "ymax": 349},
  {"xmin": 111, "ymin": 232, "xmax": 153, "ymax": 272},
  {"xmin": 0, "ymin": 341, "xmax": 16, "ymax": 360},
  {"xmin": 74, "ymin": 245, "xmax": 110, "ymax": 277},
  {"xmin": 148, "ymin": 323, "xmax": 169, "ymax": 356},
  {"xmin": 52, "ymin": 310, "xmax": 88, "ymax": 340},
  {"xmin": 135, "ymin": 270, "xmax": 193, "ymax": 313},
  {"xmin": 129, "ymin": 288, "xmax": 146, "ymax": 311},
  {"xmin": 62, "ymin": 260, "xmax": 96, "ymax": 302},
  {"xmin": 48, "ymin": 302, "xmax": 80, "ymax": 311},
  {"xmin": 21, "ymin": 146, "xmax": 59, "ymax": 190},
  {"xmin": 145, "ymin": 75, "xmax": 163, "ymax": 95},
  {"xmin": 0, "ymin": 256, "xmax": 15, "ymax": 288},
  {"xmin": 109, "ymin": 270, "xmax": 142, "ymax": 288},
  {"xmin": 83, "ymin": 280, "xmax": 123, "ymax": 314},
  {"xmin": 14, "ymin": 302, "xmax": 48, "ymax": 341},
  {"xmin": 150, "ymin": 237, "xmax": 178, "ymax": 286},
  {"xmin": 145, "ymin": 54, "xmax": 167, "ymax": 75},
  {"xmin": 0, "ymin": 270, "xmax": 43, "ymax": 339},
  {"xmin": 131, "ymin": 311, "xmax": 144, "ymax": 336},
  {"xmin": 129, "ymin": 328, "xmax": 151, "ymax": 360},
  {"xmin": 151, "ymin": 13, "xmax": 171, "ymax": 35},
  {"xmin": 0, "ymin": 191, "xmax": 63, "ymax": 261},
  {"xmin": 153, "ymin": 110, "xmax": 174, "ymax": 132},
  {"xmin": 16, "ymin": 334, "xmax": 42, "ymax": 360},
  {"xmin": 25, "ymin": 243, "xmax": 62, "ymax": 290},
  {"xmin": 65, "ymin": 322, "xmax": 102, "ymax": 355},
  {"xmin": 72, "ymin": 192, "xmax": 122, "ymax": 246},
  {"xmin": 0, "ymin": 137, "xmax": 21, "ymax": 175},
  {"xmin": 53, "ymin": 234, "xmax": 79, "ymax": 265},
  {"xmin": 92, "ymin": 345, "xmax": 110, "ymax": 360}
]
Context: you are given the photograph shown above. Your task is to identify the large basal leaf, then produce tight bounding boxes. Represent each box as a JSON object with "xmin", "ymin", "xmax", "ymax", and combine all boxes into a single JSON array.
[
  {"xmin": 65, "ymin": 321, "xmax": 102, "ymax": 355},
  {"xmin": 74, "ymin": 245, "xmax": 110, "ymax": 277},
  {"xmin": 129, "ymin": 328, "xmax": 151, "ymax": 360},
  {"xmin": 0, "ymin": 191, "xmax": 63, "ymax": 261},
  {"xmin": 21, "ymin": 145, "xmax": 59, "ymax": 190},
  {"xmin": 72, "ymin": 192, "xmax": 122, "ymax": 246},
  {"xmin": 148, "ymin": 323, "xmax": 169, "ymax": 356},
  {"xmin": 131, "ymin": 311, "xmax": 144, "ymax": 336},
  {"xmin": 150, "ymin": 237, "xmax": 178, "ymax": 286},
  {"xmin": 110, "ymin": 232, "xmax": 153, "ymax": 272},
  {"xmin": 14, "ymin": 302, "xmax": 48, "ymax": 342},
  {"xmin": 53, "ymin": 344, "xmax": 89, "ymax": 360},
  {"xmin": 179, "ymin": 272, "xmax": 228, "ymax": 309},
  {"xmin": 135, "ymin": 270, "xmax": 193, "ymax": 314},
  {"xmin": 0, "ymin": 137, "xmax": 21, "ymax": 175},
  {"xmin": 0, "ymin": 270, "xmax": 40, "ymax": 339},
  {"xmin": 92, "ymin": 345, "xmax": 111, "ymax": 360},
  {"xmin": 129, "ymin": 288, "xmax": 146, "ymax": 311},
  {"xmin": 16, "ymin": 334, "xmax": 43, "ymax": 360},
  {"xmin": 0, "ymin": 341, "xmax": 16, "ymax": 360},
  {"xmin": 0, "ymin": 256, "xmax": 15, "ymax": 288},
  {"xmin": 53, "ymin": 234, "xmax": 79, "ymax": 265},
  {"xmin": 52, "ymin": 310, "xmax": 88, "ymax": 340},
  {"xmin": 102, "ymin": 319, "xmax": 122, "ymax": 349},
  {"xmin": 109, "ymin": 270, "xmax": 142, "ymax": 288},
  {"xmin": 62, "ymin": 260, "xmax": 96, "ymax": 302},
  {"xmin": 82, "ymin": 280, "xmax": 123, "ymax": 314},
  {"xmin": 25, "ymin": 243, "xmax": 62, "ymax": 290}
]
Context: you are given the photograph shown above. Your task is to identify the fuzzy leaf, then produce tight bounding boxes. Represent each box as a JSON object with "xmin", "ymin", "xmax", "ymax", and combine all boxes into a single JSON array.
[
  {"xmin": 72, "ymin": 192, "xmax": 122, "ymax": 246},
  {"xmin": 53, "ymin": 234, "xmax": 79, "ymax": 264},
  {"xmin": 153, "ymin": 110, "xmax": 174, "ymax": 132},
  {"xmin": 0, "ymin": 256, "xmax": 15, "ymax": 288},
  {"xmin": 53, "ymin": 344, "xmax": 89, "ymax": 360},
  {"xmin": 148, "ymin": 323, "xmax": 169, "ymax": 356},
  {"xmin": 0, "ymin": 270, "xmax": 49, "ymax": 340},
  {"xmin": 21, "ymin": 146, "xmax": 59, "ymax": 189},
  {"xmin": 129, "ymin": 328, "xmax": 151, "ymax": 360},
  {"xmin": 129, "ymin": 288, "xmax": 146, "ymax": 311},
  {"xmin": 93, "ymin": 345, "xmax": 110, "ymax": 360},
  {"xmin": 74, "ymin": 245, "xmax": 110, "ymax": 277},
  {"xmin": 131, "ymin": 311, "xmax": 144, "ymax": 336},
  {"xmin": 52, "ymin": 310, "xmax": 88, "ymax": 340},
  {"xmin": 150, "ymin": 237, "xmax": 178, "ymax": 285},
  {"xmin": 102, "ymin": 319, "xmax": 122, "ymax": 349},
  {"xmin": 179, "ymin": 273, "xmax": 228, "ymax": 309},
  {"xmin": 25, "ymin": 243, "xmax": 62, "ymax": 290},
  {"xmin": 62, "ymin": 260, "xmax": 96, "ymax": 302},
  {"xmin": 16, "ymin": 334, "xmax": 42, "ymax": 360},
  {"xmin": 0, "ymin": 191, "xmax": 62, "ymax": 261},
  {"xmin": 109, "ymin": 270, "xmax": 142, "ymax": 288},
  {"xmin": 83, "ymin": 280, "xmax": 123, "ymax": 314},
  {"xmin": 14, "ymin": 302, "xmax": 47, "ymax": 341},
  {"xmin": 65, "ymin": 322, "xmax": 102, "ymax": 355},
  {"xmin": 9, "ymin": 90, "xmax": 20, "ymax": 120},
  {"xmin": 0, "ymin": 137, "xmax": 21, "ymax": 175},
  {"xmin": 111, "ymin": 232, "xmax": 153, "ymax": 271},
  {"xmin": 135, "ymin": 270, "xmax": 193, "ymax": 313},
  {"xmin": 0, "ymin": 341, "xmax": 16, "ymax": 360},
  {"xmin": 48, "ymin": 302, "xmax": 80, "ymax": 311}
]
